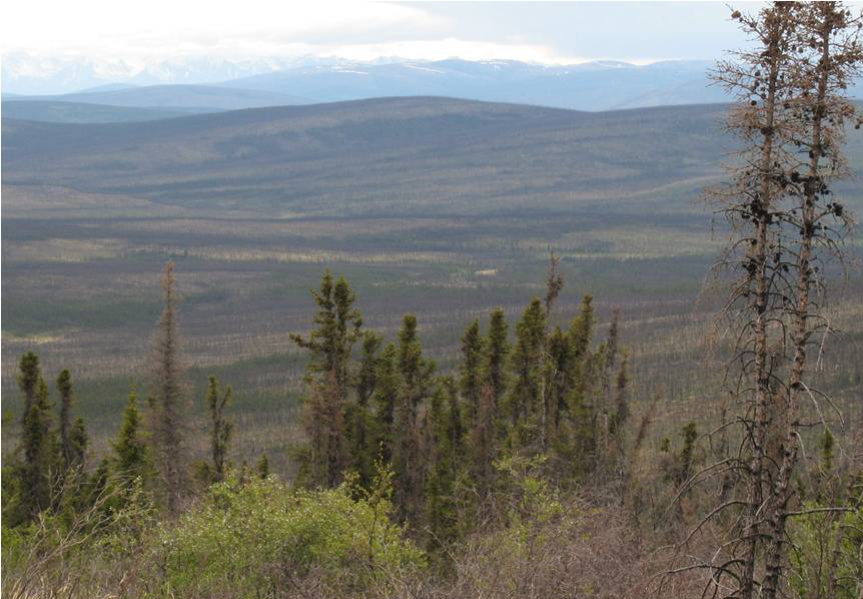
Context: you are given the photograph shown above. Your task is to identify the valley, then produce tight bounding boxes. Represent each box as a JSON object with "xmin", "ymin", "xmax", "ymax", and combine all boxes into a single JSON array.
[{"xmin": 3, "ymin": 97, "xmax": 862, "ymax": 473}]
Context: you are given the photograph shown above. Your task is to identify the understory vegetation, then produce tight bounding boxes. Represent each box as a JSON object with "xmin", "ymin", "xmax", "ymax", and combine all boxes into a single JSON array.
[{"xmin": 3, "ymin": 262, "xmax": 861, "ymax": 598}]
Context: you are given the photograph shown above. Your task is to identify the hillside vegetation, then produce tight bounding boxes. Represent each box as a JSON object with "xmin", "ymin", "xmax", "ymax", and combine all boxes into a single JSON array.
[{"xmin": 3, "ymin": 96, "xmax": 861, "ymax": 464}]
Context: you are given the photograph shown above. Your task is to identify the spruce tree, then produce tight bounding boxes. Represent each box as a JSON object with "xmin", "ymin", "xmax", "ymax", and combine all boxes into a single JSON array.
[
  {"xmin": 469, "ymin": 307, "xmax": 509, "ymax": 488},
  {"xmin": 17, "ymin": 352, "xmax": 41, "ymax": 424},
  {"xmin": 424, "ymin": 380, "xmax": 463, "ymax": 553},
  {"xmin": 151, "ymin": 260, "xmax": 188, "ymax": 513},
  {"xmin": 17, "ymin": 378, "xmax": 58, "ymax": 523},
  {"xmin": 349, "ymin": 332, "xmax": 381, "ymax": 487},
  {"xmin": 459, "ymin": 320, "xmax": 484, "ymax": 432},
  {"xmin": 484, "ymin": 308, "xmax": 510, "ymax": 412},
  {"xmin": 546, "ymin": 326, "xmax": 575, "ymax": 443},
  {"xmin": 506, "ymin": 299, "xmax": 546, "ymax": 454},
  {"xmin": 68, "ymin": 417, "xmax": 87, "ymax": 470},
  {"xmin": 470, "ymin": 386, "xmax": 498, "ymax": 498},
  {"xmin": 111, "ymin": 390, "xmax": 151, "ymax": 492},
  {"xmin": 56, "ymin": 369, "xmax": 74, "ymax": 470},
  {"xmin": 356, "ymin": 331, "xmax": 382, "ymax": 407},
  {"xmin": 305, "ymin": 371, "xmax": 348, "ymax": 487},
  {"xmin": 393, "ymin": 314, "xmax": 435, "ymax": 521},
  {"xmin": 291, "ymin": 271, "xmax": 364, "ymax": 488},
  {"xmin": 256, "ymin": 454, "xmax": 270, "ymax": 480},
  {"xmin": 371, "ymin": 343, "xmax": 401, "ymax": 465},
  {"xmin": 204, "ymin": 376, "xmax": 233, "ymax": 483},
  {"xmin": 290, "ymin": 270, "xmax": 363, "ymax": 398},
  {"xmin": 565, "ymin": 295, "xmax": 598, "ymax": 476}
]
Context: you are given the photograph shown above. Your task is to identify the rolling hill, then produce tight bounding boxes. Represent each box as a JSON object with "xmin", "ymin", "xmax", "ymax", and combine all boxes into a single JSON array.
[
  {"xmin": 3, "ymin": 84, "xmax": 310, "ymax": 114},
  {"xmin": 4, "ymin": 96, "xmax": 862, "ymax": 460},
  {"xmin": 1, "ymin": 100, "xmax": 195, "ymax": 124},
  {"xmin": 1, "ymin": 97, "xmax": 739, "ymax": 218},
  {"xmin": 220, "ymin": 59, "xmax": 733, "ymax": 111}
]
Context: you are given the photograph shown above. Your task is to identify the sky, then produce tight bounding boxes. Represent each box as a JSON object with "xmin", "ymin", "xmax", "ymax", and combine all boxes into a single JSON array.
[{"xmin": 2, "ymin": 1, "xmax": 862, "ymax": 66}]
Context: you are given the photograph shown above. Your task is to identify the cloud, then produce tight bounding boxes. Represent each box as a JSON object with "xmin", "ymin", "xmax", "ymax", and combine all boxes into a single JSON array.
[
  {"xmin": 6, "ymin": 1, "xmax": 863, "ymax": 67},
  {"xmin": 1, "ymin": 1, "xmax": 446, "ymax": 58}
]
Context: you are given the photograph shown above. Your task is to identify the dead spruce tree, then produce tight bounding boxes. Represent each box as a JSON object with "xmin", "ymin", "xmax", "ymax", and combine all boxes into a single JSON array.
[
  {"xmin": 761, "ymin": 4, "xmax": 861, "ymax": 597},
  {"xmin": 151, "ymin": 260, "xmax": 189, "ymax": 514},
  {"xmin": 663, "ymin": 3, "xmax": 862, "ymax": 598}
]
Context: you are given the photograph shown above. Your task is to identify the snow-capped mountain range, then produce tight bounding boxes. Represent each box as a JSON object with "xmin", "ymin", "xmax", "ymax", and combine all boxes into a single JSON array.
[
  {"xmin": 4, "ymin": 52, "xmax": 859, "ymax": 113},
  {"xmin": 1, "ymin": 52, "xmax": 368, "ymax": 95}
]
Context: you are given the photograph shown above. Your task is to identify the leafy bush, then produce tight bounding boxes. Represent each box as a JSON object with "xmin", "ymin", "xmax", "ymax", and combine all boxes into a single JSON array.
[
  {"xmin": 158, "ymin": 475, "xmax": 425, "ymax": 598},
  {"xmin": 789, "ymin": 502, "xmax": 863, "ymax": 599}
]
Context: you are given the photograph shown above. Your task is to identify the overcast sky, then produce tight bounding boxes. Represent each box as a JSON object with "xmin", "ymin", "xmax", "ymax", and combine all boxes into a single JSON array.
[{"xmin": 3, "ymin": 1, "xmax": 862, "ymax": 65}]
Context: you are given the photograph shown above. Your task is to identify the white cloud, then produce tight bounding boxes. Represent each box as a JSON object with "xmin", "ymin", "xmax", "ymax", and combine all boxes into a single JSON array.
[
  {"xmin": 1, "ymin": 1, "xmax": 446, "ymax": 59},
  {"xmin": 280, "ymin": 39, "xmax": 587, "ymax": 65}
]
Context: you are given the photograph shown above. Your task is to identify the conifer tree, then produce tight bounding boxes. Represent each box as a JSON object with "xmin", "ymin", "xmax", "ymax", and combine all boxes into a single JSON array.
[
  {"xmin": 256, "ymin": 454, "xmax": 270, "ymax": 479},
  {"xmin": 484, "ymin": 308, "xmax": 510, "ymax": 412},
  {"xmin": 17, "ymin": 351, "xmax": 41, "ymax": 424},
  {"xmin": 56, "ymin": 369, "xmax": 75, "ymax": 470},
  {"xmin": 371, "ymin": 342, "xmax": 401, "ymax": 464},
  {"xmin": 459, "ymin": 320, "xmax": 484, "ymax": 432},
  {"xmin": 444, "ymin": 378, "xmax": 465, "ymax": 460},
  {"xmin": 291, "ymin": 271, "xmax": 364, "ymax": 488},
  {"xmin": 305, "ymin": 370, "xmax": 348, "ymax": 487},
  {"xmin": 393, "ymin": 314, "xmax": 435, "ymax": 521},
  {"xmin": 349, "ymin": 331, "xmax": 381, "ymax": 487},
  {"xmin": 565, "ymin": 295, "xmax": 598, "ymax": 476},
  {"xmin": 471, "ymin": 307, "xmax": 509, "ymax": 483},
  {"xmin": 470, "ymin": 386, "xmax": 498, "ymax": 498},
  {"xmin": 506, "ymin": 299, "xmax": 546, "ymax": 454},
  {"xmin": 664, "ymin": 5, "xmax": 862, "ymax": 597},
  {"xmin": 546, "ymin": 326, "xmax": 574, "ymax": 444},
  {"xmin": 202, "ymin": 377, "xmax": 233, "ymax": 483},
  {"xmin": 290, "ymin": 270, "xmax": 363, "ymax": 398},
  {"xmin": 151, "ymin": 260, "xmax": 188, "ymax": 513},
  {"xmin": 111, "ymin": 390, "xmax": 151, "ymax": 492},
  {"xmin": 17, "ymin": 378, "xmax": 58, "ymax": 523},
  {"xmin": 568, "ymin": 295, "xmax": 595, "ymax": 364},
  {"xmin": 424, "ymin": 379, "xmax": 463, "ymax": 552},
  {"xmin": 356, "ymin": 331, "xmax": 381, "ymax": 406},
  {"xmin": 68, "ymin": 417, "xmax": 87, "ymax": 470}
]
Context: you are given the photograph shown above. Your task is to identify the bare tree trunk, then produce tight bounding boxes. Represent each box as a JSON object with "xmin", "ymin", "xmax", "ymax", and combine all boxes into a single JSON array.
[
  {"xmin": 762, "ymin": 6, "xmax": 854, "ymax": 595},
  {"xmin": 740, "ymin": 15, "xmax": 787, "ymax": 596}
]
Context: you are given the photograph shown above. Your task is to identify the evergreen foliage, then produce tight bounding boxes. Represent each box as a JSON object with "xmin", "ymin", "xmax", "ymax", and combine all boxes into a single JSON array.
[
  {"xmin": 459, "ymin": 320, "xmax": 484, "ymax": 432},
  {"xmin": 18, "ymin": 379, "xmax": 59, "ymax": 523},
  {"xmin": 111, "ymin": 390, "xmax": 152, "ymax": 492},
  {"xmin": 204, "ymin": 376, "xmax": 233, "ymax": 483},
  {"xmin": 56, "ymin": 369, "xmax": 75, "ymax": 470},
  {"xmin": 484, "ymin": 308, "xmax": 510, "ymax": 413},
  {"xmin": 291, "ymin": 271, "xmax": 364, "ymax": 488}
]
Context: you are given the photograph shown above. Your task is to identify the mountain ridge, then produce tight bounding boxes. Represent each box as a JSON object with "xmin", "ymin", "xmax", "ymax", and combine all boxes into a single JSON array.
[{"xmin": 2, "ymin": 57, "xmax": 730, "ymax": 112}]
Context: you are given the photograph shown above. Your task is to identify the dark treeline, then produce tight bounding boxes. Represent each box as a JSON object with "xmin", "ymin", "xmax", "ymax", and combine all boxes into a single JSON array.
[
  {"xmin": 1, "ymin": 255, "xmax": 632, "ymax": 547},
  {"xmin": 287, "ymin": 261, "xmax": 631, "ymax": 545}
]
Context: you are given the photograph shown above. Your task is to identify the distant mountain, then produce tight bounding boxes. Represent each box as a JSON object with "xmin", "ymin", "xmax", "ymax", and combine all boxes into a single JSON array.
[
  {"xmin": 219, "ymin": 59, "xmax": 734, "ymax": 111},
  {"xmin": 1, "ymin": 101, "xmax": 194, "ymax": 124},
  {"xmin": 1, "ymin": 52, "xmax": 364, "ymax": 95},
  {"xmin": 6, "ymin": 54, "xmax": 861, "ymax": 112},
  {"xmin": 74, "ymin": 83, "xmax": 139, "ymax": 94},
  {"xmin": 5, "ymin": 85, "xmax": 310, "ymax": 114}
]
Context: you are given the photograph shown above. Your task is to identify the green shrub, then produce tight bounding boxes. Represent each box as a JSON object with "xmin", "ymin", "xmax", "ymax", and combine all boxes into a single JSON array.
[
  {"xmin": 789, "ymin": 502, "xmax": 863, "ymax": 599},
  {"xmin": 158, "ymin": 475, "xmax": 425, "ymax": 598}
]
